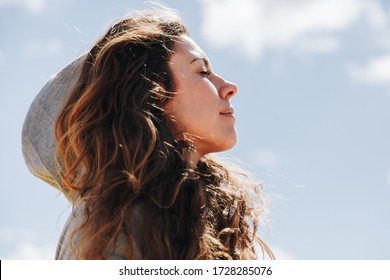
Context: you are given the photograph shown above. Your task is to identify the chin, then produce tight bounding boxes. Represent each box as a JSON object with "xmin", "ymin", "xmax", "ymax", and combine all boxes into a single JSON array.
[
  {"xmin": 223, "ymin": 140, "xmax": 237, "ymax": 152},
  {"xmin": 226, "ymin": 132, "xmax": 238, "ymax": 149},
  {"xmin": 195, "ymin": 132, "xmax": 237, "ymax": 156},
  {"xmin": 212, "ymin": 137, "xmax": 238, "ymax": 154}
]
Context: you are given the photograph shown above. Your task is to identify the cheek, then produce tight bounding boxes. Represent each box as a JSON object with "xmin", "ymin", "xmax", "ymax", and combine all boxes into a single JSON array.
[
  {"xmin": 164, "ymin": 101, "xmax": 214, "ymax": 140},
  {"xmin": 164, "ymin": 80, "xmax": 220, "ymax": 131},
  {"xmin": 163, "ymin": 97, "xmax": 194, "ymax": 135}
]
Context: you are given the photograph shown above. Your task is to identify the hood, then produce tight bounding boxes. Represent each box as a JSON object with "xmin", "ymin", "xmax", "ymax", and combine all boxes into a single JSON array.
[{"xmin": 22, "ymin": 55, "xmax": 85, "ymax": 202}]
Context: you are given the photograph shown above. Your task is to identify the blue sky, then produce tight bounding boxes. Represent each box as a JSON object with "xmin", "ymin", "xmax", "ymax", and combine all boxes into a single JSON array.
[{"xmin": 1, "ymin": 0, "xmax": 390, "ymax": 259}]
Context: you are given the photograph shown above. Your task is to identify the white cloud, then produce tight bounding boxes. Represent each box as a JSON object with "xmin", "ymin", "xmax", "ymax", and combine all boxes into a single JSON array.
[
  {"xmin": 0, "ymin": 0, "xmax": 46, "ymax": 14},
  {"xmin": 198, "ymin": 0, "xmax": 387, "ymax": 59},
  {"xmin": 22, "ymin": 38, "xmax": 63, "ymax": 57},
  {"xmin": 0, "ymin": 227, "xmax": 38, "ymax": 243},
  {"xmin": 364, "ymin": 3, "xmax": 390, "ymax": 49},
  {"xmin": 199, "ymin": 0, "xmax": 265, "ymax": 58},
  {"xmin": 348, "ymin": 53, "xmax": 390, "ymax": 85},
  {"xmin": 364, "ymin": 1, "xmax": 389, "ymax": 29},
  {"xmin": 6, "ymin": 243, "xmax": 55, "ymax": 260},
  {"xmin": 293, "ymin": 36, "xmax": 340, "ymax": 54},
  {"xmin": 0, "ymin": 227, "xmax": 55, "ymax": 259},
  {"xmin": 250, "ymin": 148, "xmax": 281, "ymax": 169}
]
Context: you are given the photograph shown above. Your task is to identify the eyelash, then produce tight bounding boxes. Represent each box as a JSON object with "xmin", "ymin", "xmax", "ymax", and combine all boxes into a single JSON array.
[{"xmin": 200, "ymin": 70, "xmax": 212, "ymax": 78}]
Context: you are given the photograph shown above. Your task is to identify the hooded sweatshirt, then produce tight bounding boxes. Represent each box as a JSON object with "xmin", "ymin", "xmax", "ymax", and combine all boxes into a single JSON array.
[
  {"xmin": 22, "ymin": 55, "xmax": 84, "ymax": 203},
  {"xmin": 22, "ymin": 56, "xmax": 142, "ymax": 259}
]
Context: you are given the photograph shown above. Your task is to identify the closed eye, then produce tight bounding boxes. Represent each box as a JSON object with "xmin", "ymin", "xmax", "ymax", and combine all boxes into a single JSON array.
[{"xmin": 200, "ymin": 70, "xmax": 212, "ymax": 78}]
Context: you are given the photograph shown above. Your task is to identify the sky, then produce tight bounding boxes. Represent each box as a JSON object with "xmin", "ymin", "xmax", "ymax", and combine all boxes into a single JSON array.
[{"xmin": 1, "ymin": 0, "xmax": 390, "ymax": 260}]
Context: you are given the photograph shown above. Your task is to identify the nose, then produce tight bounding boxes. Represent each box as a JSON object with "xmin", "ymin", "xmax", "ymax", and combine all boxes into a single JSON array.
[{"xmin": 218, "ymin": 78, "xmax": 238, "ymax": 100}]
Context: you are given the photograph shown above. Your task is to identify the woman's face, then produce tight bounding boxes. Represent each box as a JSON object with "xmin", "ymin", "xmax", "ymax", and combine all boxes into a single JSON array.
[{"xmin": 164, "ymin": 35, "xmax": 238, "ymax": 163}]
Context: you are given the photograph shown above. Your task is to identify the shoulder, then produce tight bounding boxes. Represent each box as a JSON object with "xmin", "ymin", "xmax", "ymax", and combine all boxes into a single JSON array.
[{"xmin": 55, "ymin": 202, "xmax": 143, "ymax": 260}]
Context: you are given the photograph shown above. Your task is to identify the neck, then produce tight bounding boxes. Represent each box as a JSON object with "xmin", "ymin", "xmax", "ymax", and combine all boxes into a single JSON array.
[{"xmin": 185, "ymin": 146, "xmax": 203, "ymax": 169}]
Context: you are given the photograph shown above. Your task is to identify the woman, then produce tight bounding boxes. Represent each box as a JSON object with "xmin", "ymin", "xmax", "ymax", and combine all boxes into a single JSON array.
[{"xmin": 23, "ymin": 9, "xmax": 273, "ymax": 260}]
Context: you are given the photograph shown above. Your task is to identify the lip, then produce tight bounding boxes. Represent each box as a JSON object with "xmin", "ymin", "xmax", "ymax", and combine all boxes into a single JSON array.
[{"xmin": 220, "ymin": 107, "xmax": 235, "ymax": 118}]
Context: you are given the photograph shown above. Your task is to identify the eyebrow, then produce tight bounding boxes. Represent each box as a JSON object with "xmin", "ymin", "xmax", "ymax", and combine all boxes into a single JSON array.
[{"xmin": 190, "ymin": 57, "xmax": 209, "ymax": 67}]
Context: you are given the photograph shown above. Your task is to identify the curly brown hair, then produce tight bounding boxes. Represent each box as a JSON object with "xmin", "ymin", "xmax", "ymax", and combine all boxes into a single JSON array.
[{"xmin": 54, "ymin": 9, "xmax": 274, "ymax": 260}]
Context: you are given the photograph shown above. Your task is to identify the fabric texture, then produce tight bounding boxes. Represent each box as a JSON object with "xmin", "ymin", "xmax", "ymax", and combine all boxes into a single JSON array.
[
  {"xmin": 22, "ymin": 55, "xmax": 85, "ymax": 203},
  {"xmin": 21, "ymin": 55, "xmax": 176, "ymax": 259},
  {"xmin": 55, "ymin": 203, "xmax": 142, "ymax": 260},
  {"xmin": 22, "ymin": 55, "xmax": 147, "ymax": 259}
]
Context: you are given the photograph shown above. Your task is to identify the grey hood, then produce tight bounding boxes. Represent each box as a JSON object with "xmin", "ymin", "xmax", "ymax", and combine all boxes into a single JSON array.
[{"xmin": 22, "ymin": 55, "xmax": 85, "ymax": 202}]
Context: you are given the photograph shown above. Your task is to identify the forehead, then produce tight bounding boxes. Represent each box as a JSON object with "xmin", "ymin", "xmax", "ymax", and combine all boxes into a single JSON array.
[{"xmin": 172, "ymin": 35, "xmax": 208, "ymax": 62}]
